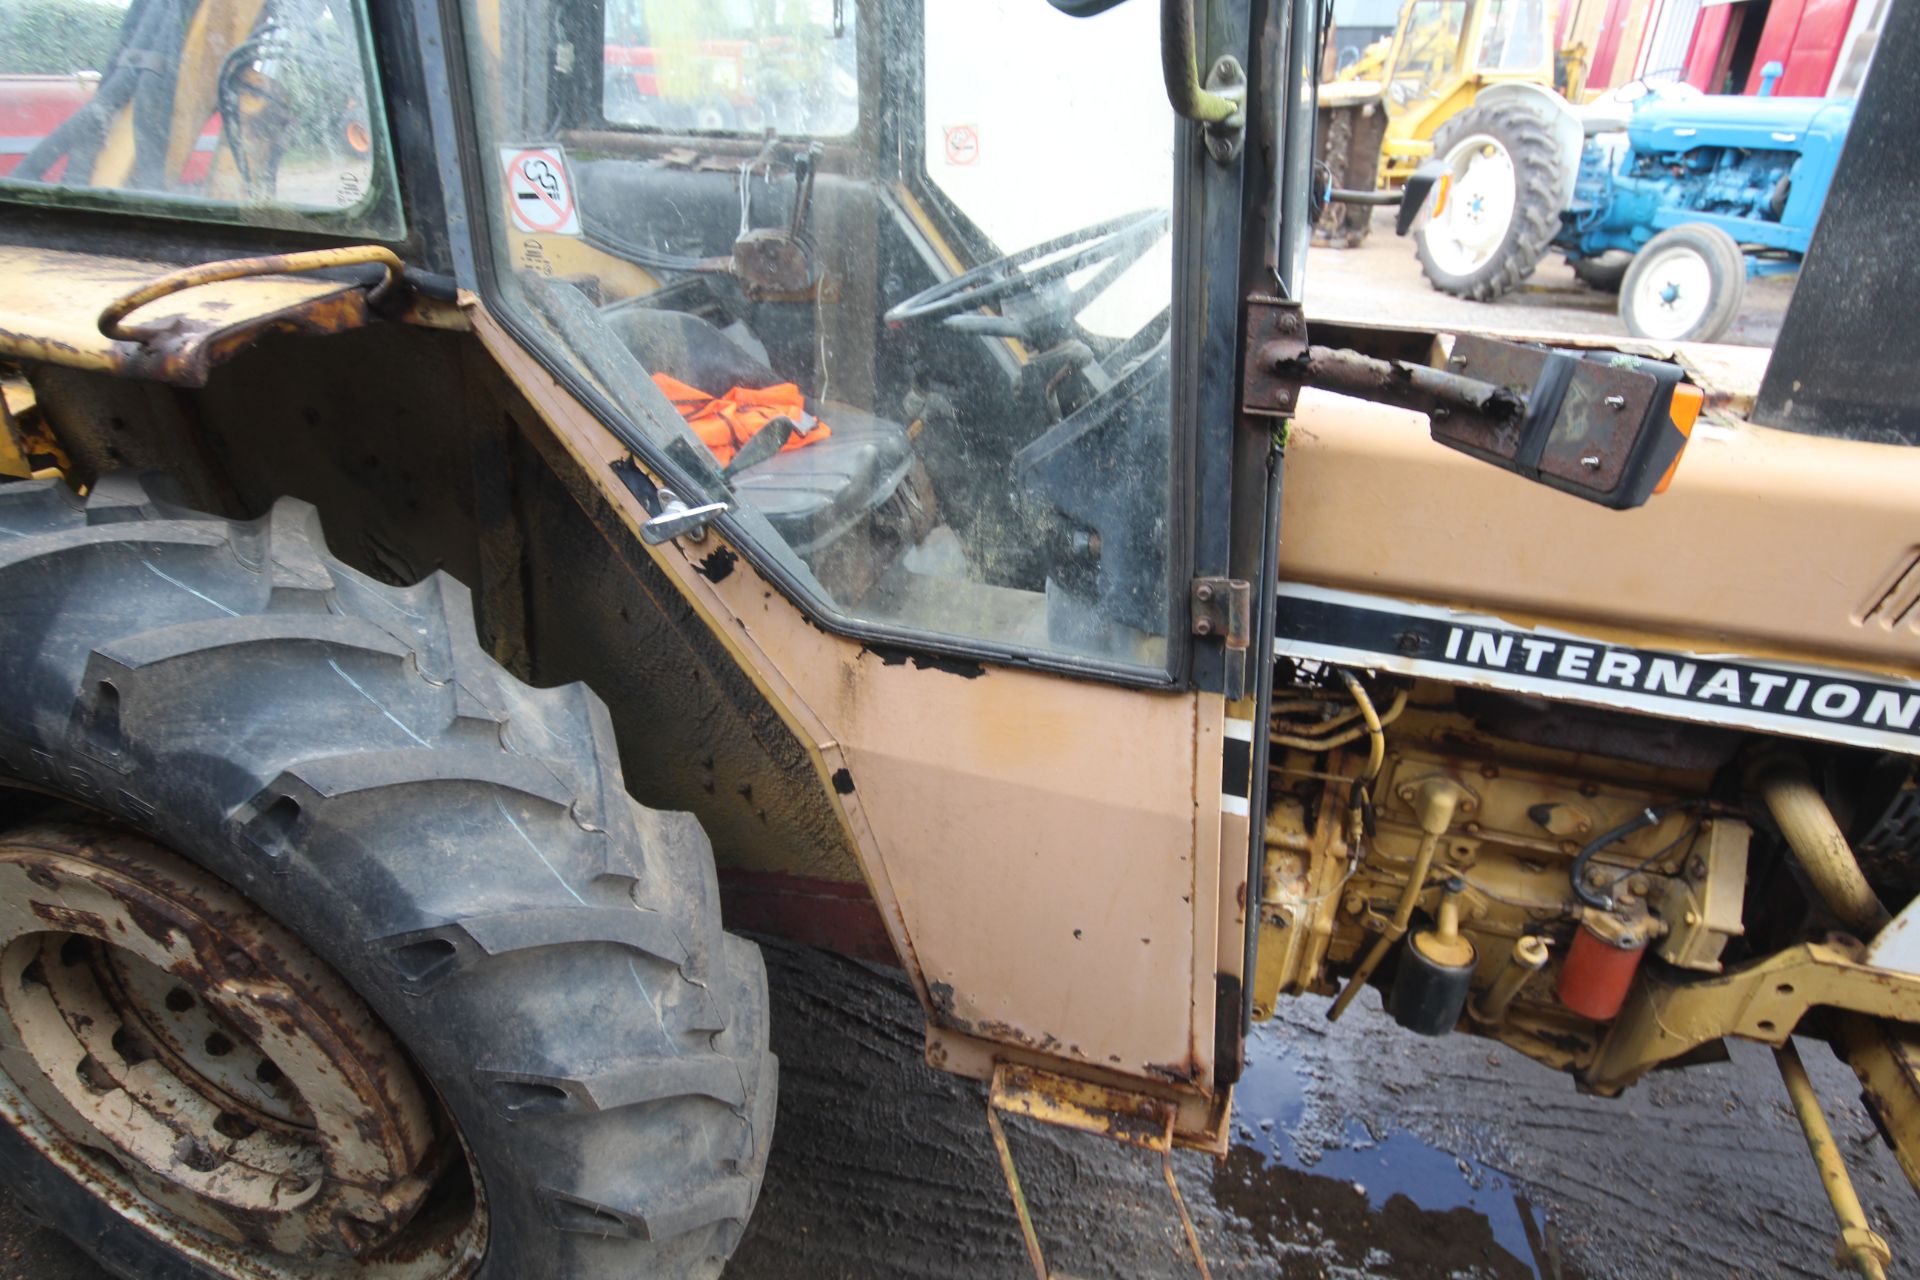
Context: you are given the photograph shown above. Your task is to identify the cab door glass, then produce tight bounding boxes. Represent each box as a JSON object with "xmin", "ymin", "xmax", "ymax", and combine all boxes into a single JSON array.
[
  {"xmin": 462, "ymin": 0, "xmax": 1176, "ymax": 671},
  {"xmin": 921, "ymin": 1, "xmax": 1173, "ymax": 341},
  {"xmin": 603, "ymin": 0, "xmax": 858, "ymax": 135}
]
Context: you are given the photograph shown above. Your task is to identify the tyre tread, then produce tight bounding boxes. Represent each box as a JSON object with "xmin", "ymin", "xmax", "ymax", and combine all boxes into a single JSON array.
[
  {"xmin": 1417, "ymin": 100, "xmax": 1567, "ymax": 301},
  {"xmin": 0, "ymin": 485, "xmax": 772, "ymax": 1278}
]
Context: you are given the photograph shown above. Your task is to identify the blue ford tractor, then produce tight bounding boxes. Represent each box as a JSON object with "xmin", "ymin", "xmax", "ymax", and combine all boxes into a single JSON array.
[{"xmin": 1398, "ymin": 67, "xmax": 1856, "ymax": 343}]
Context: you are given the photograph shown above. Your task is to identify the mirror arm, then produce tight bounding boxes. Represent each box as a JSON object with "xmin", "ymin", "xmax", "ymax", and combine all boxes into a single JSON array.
[
  {"xmin": 1276, "ymin": 344, "xmax": 1525, "ymax": 428},
  {"xmin": 1245, "ymin": 325, "xmax": 1701, "ymax": 511}
]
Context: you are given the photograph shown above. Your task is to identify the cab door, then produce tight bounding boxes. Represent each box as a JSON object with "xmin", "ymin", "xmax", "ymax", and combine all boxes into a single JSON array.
[{"xmin": 435, "ymin": 0, "xmax": 1297, "ymax": 1140}]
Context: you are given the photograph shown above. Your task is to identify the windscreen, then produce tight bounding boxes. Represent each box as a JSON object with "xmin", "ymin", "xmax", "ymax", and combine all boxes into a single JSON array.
[{"xmin": 1388, "ymin": 0, "xmax": 1466, "ymax": 106}]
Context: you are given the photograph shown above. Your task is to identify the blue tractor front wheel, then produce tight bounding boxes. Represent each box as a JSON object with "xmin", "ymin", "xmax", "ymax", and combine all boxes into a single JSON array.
[{"xmin": 1619, "ymin": 223, "xmax": 1747, "ymax": 344}]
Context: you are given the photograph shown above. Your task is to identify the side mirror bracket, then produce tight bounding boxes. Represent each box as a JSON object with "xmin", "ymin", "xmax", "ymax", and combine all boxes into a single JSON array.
[{"xmin": 1242, "ymin": 298, "xmax": 1703, "ymax": 509}]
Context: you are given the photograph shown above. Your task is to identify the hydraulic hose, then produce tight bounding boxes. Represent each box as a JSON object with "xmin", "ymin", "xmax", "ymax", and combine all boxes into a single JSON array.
[
  {"xmin": 1269, "ymin": 686, "xmax": 1408, "ymax": 752},
  {"xmin": 1569, "ymin": 802, "xmax": 1697, "ymax": 912},
  {"xmin": 1337, "ymin": 669, "xmax": 1385, "ymax": 784}
]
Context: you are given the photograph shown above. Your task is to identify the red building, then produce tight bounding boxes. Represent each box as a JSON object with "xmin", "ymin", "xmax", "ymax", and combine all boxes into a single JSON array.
[{"xmin": 1578, "ymin": 0, "xmax": 1885, "ymax": 99}]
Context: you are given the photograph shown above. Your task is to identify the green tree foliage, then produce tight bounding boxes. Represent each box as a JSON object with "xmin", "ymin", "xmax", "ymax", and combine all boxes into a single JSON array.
[{"xmin": 0, "ymin": 0, "xmax": 127, "ymax": 77}]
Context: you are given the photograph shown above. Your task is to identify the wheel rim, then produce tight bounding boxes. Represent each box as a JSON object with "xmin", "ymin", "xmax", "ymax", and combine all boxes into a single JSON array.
[
  {"xmin": 1627, "ymin": 244, "xmax": 1716, "ymax": 340},
  {"xmin": 1422, "ymin": 133, "xmax": 1517, "ymax": 279},
  {"xmin": 0, "ymin": 822, "xmax": 485, "ymax": 1277}
]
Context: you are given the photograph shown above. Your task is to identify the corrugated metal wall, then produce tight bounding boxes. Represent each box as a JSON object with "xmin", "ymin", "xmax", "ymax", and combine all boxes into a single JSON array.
[{"xmin": 1636, "ymin": 0, "xmax": 1706, "ymax": 80}]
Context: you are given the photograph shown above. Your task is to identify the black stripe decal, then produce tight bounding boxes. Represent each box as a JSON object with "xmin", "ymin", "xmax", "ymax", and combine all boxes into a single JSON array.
[
  {"xmin": 1222, "ymin": 735, "xmax": 1252, "ymax": 799},
  {"xmin": 1278, "ymin": 588, "xmax": 1920, "ymax": 748}
]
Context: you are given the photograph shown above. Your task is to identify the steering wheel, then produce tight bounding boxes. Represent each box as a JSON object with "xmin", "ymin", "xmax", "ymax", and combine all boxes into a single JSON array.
[{"xmin": 884, "ymin": 208, "xmax": 1170, "ymax": 341}]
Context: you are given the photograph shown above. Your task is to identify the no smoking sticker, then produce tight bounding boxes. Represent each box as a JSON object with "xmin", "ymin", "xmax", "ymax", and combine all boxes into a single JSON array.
[
  {"xmin": 502, "ymin": 146, "xmax": 580, "ymax": 235},
  {"xmin": 943, "ymin": 125, "xmax": 980, "ymax": 167}
]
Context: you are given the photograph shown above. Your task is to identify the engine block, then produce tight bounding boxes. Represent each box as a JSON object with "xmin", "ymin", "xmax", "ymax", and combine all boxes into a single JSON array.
[{"xmin": 1252, "ymin": 676, "xmax": 1751, "ymax": 1080}]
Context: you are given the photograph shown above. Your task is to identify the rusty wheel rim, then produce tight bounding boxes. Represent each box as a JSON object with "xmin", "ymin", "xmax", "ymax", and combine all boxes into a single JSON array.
[{"xmin": 0, "ymin": 822, "xmax": 484, "ymax": 1277}]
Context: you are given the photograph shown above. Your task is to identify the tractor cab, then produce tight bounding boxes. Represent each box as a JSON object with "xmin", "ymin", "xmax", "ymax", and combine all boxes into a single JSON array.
[
  {"xmin": 1313, "ymin": 0, "xmax": 1563, "ymax": 244},
  {"xmin": 0, "ymin": 0, "xmax": 1188, "ymax": 673}
]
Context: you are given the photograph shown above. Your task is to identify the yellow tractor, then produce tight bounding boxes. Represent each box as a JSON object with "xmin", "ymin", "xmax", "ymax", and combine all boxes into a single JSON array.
[
  {"xmin": 1315, "ymin": 0, "xmax": 1577, "ymax": 244},
  {"xmin": 0, "ymin": 0, "xmax": 1914, "ymax": 1278}
]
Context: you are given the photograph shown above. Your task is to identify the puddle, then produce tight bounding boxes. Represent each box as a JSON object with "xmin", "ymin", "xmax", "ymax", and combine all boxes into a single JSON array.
[{"xmin": 1216, "ymin": 1023, "xmax": 1585, "ymax": 1279}]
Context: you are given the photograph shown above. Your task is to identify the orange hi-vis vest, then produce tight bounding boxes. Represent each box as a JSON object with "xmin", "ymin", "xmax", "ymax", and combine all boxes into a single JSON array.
[{"xmin": 651, "ymin": 373, "xmax": 832, "ymax": 466}]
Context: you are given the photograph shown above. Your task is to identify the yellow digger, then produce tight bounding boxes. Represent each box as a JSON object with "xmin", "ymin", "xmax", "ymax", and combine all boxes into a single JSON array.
[
  {"xmin": 1315, "ymin": 0, "xmax": 1580, "ymax": 243},
  {"xmin": 0, "ymin": 0, "xmax": 1913, "ymax": 1278}
]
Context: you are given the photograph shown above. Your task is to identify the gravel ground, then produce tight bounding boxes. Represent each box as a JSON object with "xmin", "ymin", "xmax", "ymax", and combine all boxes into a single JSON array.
[{"xmin": 1304, "ymin": 209, "xmax": 1796, "ymax": 349}]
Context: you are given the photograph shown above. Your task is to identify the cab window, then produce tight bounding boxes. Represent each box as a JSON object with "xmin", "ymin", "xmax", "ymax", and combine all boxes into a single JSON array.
[
  {"xmin": 464, "ymin": 0, "xmax": 1179, "ymax": 671},
  {"xmin": 1475, "ymin": 0, "xmax": 1548, "ymax": 72},
  {"xmin": 0, "ymin": 0, "xmax": 400, "ymax": 236},
  {"xmin": 1389, "ymin": 0, "xmax": 1467, "ymax": 107},
  {"xmin": 602, "ymin": 0, "xmax": 858, "ymax": 136}
]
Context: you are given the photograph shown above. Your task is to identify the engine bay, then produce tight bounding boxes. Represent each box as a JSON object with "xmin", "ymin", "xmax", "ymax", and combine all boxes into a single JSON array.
[{"xmin": 1254, "ymin": 660, "xmax": 1920, "ymax": 1125}]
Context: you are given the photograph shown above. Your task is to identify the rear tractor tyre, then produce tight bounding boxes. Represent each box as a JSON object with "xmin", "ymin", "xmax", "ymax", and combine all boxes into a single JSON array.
[
  {"xmin": 1313, "ymin": 104, "xmax": 1376, "ymax": 248},
  {"xmin": 1415, "ymin": 100, "xmax": 1567, "ymax": 301},
  {"xmin": 1619, "ymin": 223, "xmax": 1747, "ymax": 344},
  {"xmin": 0, "ymin": 475, "xmax": 775, "ymax": 1279}
]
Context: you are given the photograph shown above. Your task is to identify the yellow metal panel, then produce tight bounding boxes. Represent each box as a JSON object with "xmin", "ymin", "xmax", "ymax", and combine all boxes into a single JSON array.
[
  {"xmin": 168, "ymin": 0, "xmax": 268, "ymax": 182},
  {"xmin": 0, "ymin": 247, "xmax": 373, "ymax": 386},
  {"xmin": 1840, "ymin": 1015, "xmax": 1920, "ymax": 1195}
]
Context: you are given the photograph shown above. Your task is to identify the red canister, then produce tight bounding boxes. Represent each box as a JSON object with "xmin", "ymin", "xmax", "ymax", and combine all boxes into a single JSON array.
[{"xmin": 1556, "ymin": 918, "xmax": 1646, "ymax": 1021}]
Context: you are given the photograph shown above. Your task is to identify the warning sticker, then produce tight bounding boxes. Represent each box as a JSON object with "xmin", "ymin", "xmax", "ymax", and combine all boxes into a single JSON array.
[
  {"xmin": 943, "ymin": 125, "xmax": 980, "ymax": 167},
  {"xmin": 502, "ymin": 146, "xmax": 581, "ymax": 235}
]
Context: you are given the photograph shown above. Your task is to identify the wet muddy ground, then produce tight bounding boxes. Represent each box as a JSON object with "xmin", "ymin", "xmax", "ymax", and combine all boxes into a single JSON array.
[
  {"xmin": 734, "ymin": 944, "xmax": 1913, "ymax": 1279},
  {"xmin": 4, "ymin": 939, "xmax": 1910, "ymax": 1278}
]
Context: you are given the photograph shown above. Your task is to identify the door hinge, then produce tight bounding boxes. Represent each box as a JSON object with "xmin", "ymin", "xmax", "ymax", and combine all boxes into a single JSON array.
[{"xmin": 1192, "ymin": 576, "xmax": 1251, "ymax": 697}]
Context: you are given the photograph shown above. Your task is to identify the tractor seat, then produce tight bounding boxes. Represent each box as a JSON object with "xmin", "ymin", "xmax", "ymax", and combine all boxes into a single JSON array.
[{"xmin": 608, "ymin": 307, "xmax": 923, "ymax": 560}]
